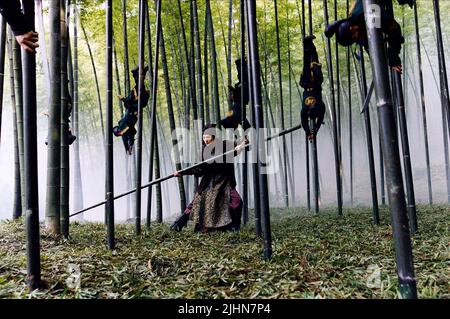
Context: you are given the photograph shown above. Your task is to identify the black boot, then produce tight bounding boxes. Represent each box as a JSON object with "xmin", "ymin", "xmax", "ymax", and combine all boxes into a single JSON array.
[
  {"xmin": 68, "ymin": 132, "xmax": 77, "ymax": 145},
  {"xmin": 170, "ymin": 213, "xmax": 190, "ymax": 231}
]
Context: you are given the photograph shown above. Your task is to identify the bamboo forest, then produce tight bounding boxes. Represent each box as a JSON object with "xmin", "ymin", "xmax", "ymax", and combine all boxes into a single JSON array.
[{"xmin": 0, "ymin": 0, "xmax": 448, "ymax": 301}]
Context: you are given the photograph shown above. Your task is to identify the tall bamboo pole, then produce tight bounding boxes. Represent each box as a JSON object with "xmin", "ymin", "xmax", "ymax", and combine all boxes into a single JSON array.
[
  {"xmin": 0, "ymin": 17, "xmax": 5, "ymax": 145},
  {"xmin": 433, "ymin": 0, "xmax": 450, "ymax": 203},
  {"xmin": 36, "ymin": 0, "xmax": 50, "ymax": 104},
  {"xmin": 334, "ymin": 0, "xmax": 342, "ymax": 177},
  {"xmin": 122, "ymin": 0, "xmax": 130, "ymax": 93},
  {"xmin": 61, "ymin": 0, "xmax": 70, "ymax": 237},
  {"xmin": 159, "ymin": 21, "xmax": 187, "ymax": 212},
  {"xmin": 177, "ymin": 0, "xmax": 196, "ymax": 198},
  {"xmin": 227, "ymin": 0, "xmax": 232, "ymax": 99},
  {"xmin": 80, "ymin": 20, "xmax": 105, "ymax": 144},
  {"xmin": 192, "ymin": 0, "xmax": 204, "ymax": 125},
  {"xmin": 239, "ymin": 0, "xmax": 248, "ymax": 224},
  {"xmin": 295, "ymin": 0, "xmax": 309, "ymax": 209},
  {"xmin": 307, "ymin": 0, "xmax": 319, "ymax": 213},
  {"xmin": 22, "ymin": 0, "xmax": 41, "ymax": 290},
  {"xmin": 72, "ymin": 0, "xmax": 83, "ymax": 216},
  {"xmin": 274, "ymin": 0, "xmax": 289, "ymax": 207},
  {"xmin": 206, "ymin": 0, "xmax": 220, "ymax": 125},
  {"xmin": 45, "ymin": 0, "xmax": 61, "ymax": 234},
  {"xmin": 154, "ymin": 127, "xmax": 162, "ymax": 222},
  {"xmin": 246, "ymin": 0, "xmax": 272, "ymax": 260},
  {"xmin": 204, "ymin": 6, "xmax": 210, "ymax": 124},
  {"xmin": 177, "ymin": 0, "xmax": 197, "ymax": 127},
  {"xmin": 190, "ymin": 1, "xmax": 199, "ymax": 191},
  {"xmin": 307, "ymin": 0, "xmax": 312, "ymax": 35},
  {"xmin": 347, "ymin": 0, "xmax": 353, "ymax": 205},
  {"xmin": 393, "ymin": 70, "xmax": 418, "ymax": 234},
  {"xmin": 362, "ymin": 0, "xmax": 416, "ymax": 298},
  {"xmin": 146, "ymin": 0, "xmax": 162, "ymax": 231},
  {"xmin": 122, "ymin": 0, "xmax": 132, "ymax": 219},
  {"xmin": 286, "ymin": 5, "xmax": 295, "ymax": 206},
  {"xmin": 244, "ymin": 0, "xmax": 261, "ymax": 235},
  {"xmin": 296, "ymin": 0, "xmax": 312, "ymax": 211},
  {"xmin": 412, "ymin": 6, "xmax": 432, "ymax": 177},
  {"xmin": 134, "ymin": 0, "xmax": 147, "ymax": 235},
  {"xmin": 323, "ymin": 0, "xmax": 342, "ymax": 215},
  {"xmin": 311, "ymin": 121, "xmax": 319, "ymax": 214},
  {"xmin": 113, "ymin": 36, "xmax": 123, "ymax": 116},
  {"xmin": 359, "ymin": 47, "xmax": 379, "ymax": 224},
  {"xmin": 11, "ymin": 32, "xmax": 25, "ymax": 216},
  {"xmin": 105, "ymin": 0, "xmax": 115, "ymax": 249},
  {"xmin": 145, "ymin": 0, "xmax": 154, "ymax": 228},
  {"xmin": 217, "ymin": 0, "xmax": 231, "ymax": 112},
  {"xmin": 8, "ymin": 32, "xmax": 21, "ymax": 219}
]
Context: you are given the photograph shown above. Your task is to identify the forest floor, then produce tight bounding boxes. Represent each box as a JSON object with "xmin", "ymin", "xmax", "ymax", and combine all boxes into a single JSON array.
[{"xmin": 0, "ymin": 205, "xmax": 448, "ymax": 299}]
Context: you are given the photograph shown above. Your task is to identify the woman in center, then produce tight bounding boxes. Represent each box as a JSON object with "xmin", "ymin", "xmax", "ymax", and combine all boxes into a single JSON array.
[{"xmin": 170, "ymin": 124, "xmax": 247, "ymax": 233}]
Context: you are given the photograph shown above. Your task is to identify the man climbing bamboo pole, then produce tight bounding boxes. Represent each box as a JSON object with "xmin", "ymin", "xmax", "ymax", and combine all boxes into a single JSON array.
[{"xmin": 300, "ymin": 35, "xmax": 324, "ymax": 214}]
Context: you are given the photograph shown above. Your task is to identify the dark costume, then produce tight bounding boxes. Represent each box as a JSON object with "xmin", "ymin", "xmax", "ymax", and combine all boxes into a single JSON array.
[
  {"xmin": 171, "ymin": 128, "xmax": 243, "ymax": 232},
  {"xmin": 324, "ymin": 0, "xmax": 413, "ymax": 67},
  {"xmin": 300, "ymin": 36, "xmax": 325, "ymax": 138},
  {"xmin": 113, "ymin": 67, "xmax": 150, "ymax": 154},
  {"xmin": 65, "ymin": 81, "xmax": 76, "ymax": 145},
  {"xmin": 219, "ymin": 58, "xmax": 251, "ymax": 131},
  {"xmin": 0, "ymin": 1, "xmax": 32, "ymax": 36}
]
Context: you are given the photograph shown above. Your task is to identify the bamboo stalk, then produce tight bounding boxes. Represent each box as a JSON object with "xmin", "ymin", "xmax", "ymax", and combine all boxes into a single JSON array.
[
  {"xmin": 433, "ymin": 0, "xmax": 450, "ymax": 203},
  {"xmin": 323, "ymin": 0, "xmax": 343, "ymax": 215},
  {"xmin": 22, "ymin": 0, "xmax": 41, "ymax": 291},
  {"xmin": 274, "ymin": 0, "xmax": 289, "ymax": 208},
  {"xmin": 60, "ymin": 0, "xmax": 70, "ymax": 237},
  {"xmin": 8, "ymin": 31, "xmax": 21, "ymax": 219},
  {"xmin": 134, "ymin": 0, "xmax": 147, "ymax": 235},
  {"xmin": 358, "ymin": 47, "xmax": 379, "ymax": 224},
  {"xmin": 72, "ymin": 0, "xmax": 83, "ymax": 217},
  {"xmin": 246, "ymin": 0, "xmax": 272, "ymax": 260},
  {"xmin": 45, "ymin": 0, "xmax": 61, "ymax": 234},
  {"xmin": 362, "ymin": 0, "xmax": 416, "ymax": 298},
  {"xmin": 105, "ymin": 0, "xmax": 115, "ymax": 249},
  {"xmin": 80, "ymin": 18, "xmax": 105, "ymax": 144},
  {"xmin": 159, "ymin": 19, "xmax": 187, "ymax": 213},
  {"xmin": 0, "ymin": 17, "xmax": 5, "ymax": 146}
]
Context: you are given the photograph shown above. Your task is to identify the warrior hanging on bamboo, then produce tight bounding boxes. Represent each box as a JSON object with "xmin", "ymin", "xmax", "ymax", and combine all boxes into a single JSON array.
[
  {"xmin": 220, "ymin": 58, "xmax": 251, "ymax": 131},
  {"xmin": 324, "ymin": 0, "xmax": 414, "ymax": 73},
  {"xmin": 113, "ymin": 65, "xmax": 150, "ymax": 155},
  {"xmin": 300, "ymin": 35, "xmax": 325, "ymax": 141}
]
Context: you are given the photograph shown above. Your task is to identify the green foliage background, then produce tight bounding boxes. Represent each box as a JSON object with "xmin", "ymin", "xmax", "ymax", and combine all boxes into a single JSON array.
[{"xmin": 53, "ymin": 0, "xmax": 450, "ymax": 141}]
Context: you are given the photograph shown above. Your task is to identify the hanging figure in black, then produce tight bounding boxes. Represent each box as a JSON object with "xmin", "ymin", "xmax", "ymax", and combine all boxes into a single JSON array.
[
  {"xmin": 44, "ymin": 79, "xmax": 76, "ymax": 146},
  {"xmin": 300, "ymin": 35, "xmax": 325, "ymax": 141},
  {"xmin": 219, "ymin": 58, "xmax": 251, "ymax": 131},
  {"xmin": 324, "ymin": 0, "xmax": 414, "ymax": 73},
  {"xmin": 113, "ymin": 65, "xmax": 150, "ymax": 155}
]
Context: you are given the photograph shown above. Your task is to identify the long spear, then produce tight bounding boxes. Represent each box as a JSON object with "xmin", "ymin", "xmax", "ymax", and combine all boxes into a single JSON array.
[{"xmin": 69, "ymin": 127, "xmax": 292, "ymax": 222}]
